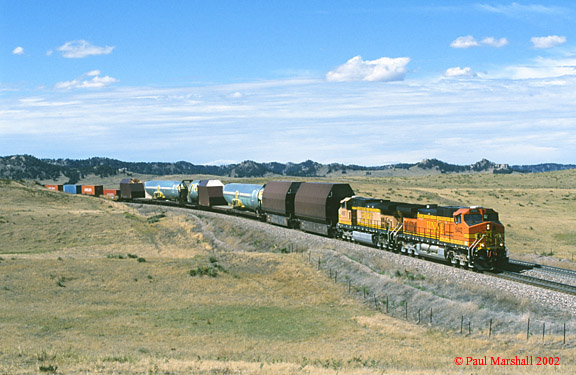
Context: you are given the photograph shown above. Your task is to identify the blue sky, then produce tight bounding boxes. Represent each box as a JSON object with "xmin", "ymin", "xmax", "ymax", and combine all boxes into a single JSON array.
[{"xmin": 1, "ymin": 1, "xmax": 576, "ymax": 165}]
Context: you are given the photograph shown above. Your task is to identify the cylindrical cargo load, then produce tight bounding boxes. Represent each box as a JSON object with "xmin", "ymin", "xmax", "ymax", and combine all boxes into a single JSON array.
[
  {"xmin": 223, "ymin": 183, "xmax": 265, "ymax": 211},
  {"xmin": 144, "ymin": 180, "xmax": 184, "ymax": 200},
  {"xmin": 187, "ymin": 180, "xmax": 201, "ymax": 203}
]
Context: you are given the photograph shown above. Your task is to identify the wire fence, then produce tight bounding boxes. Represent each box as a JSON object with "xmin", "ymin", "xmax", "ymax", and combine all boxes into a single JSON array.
[{"xmin": 287, "ymin": 246, "xmax": 576, "ymax": 346}]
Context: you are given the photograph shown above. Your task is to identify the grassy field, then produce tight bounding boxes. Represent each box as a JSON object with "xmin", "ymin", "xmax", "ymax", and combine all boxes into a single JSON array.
[{"xmin": 2, "ymin": 177, "xmax": 575, "ymax": 374}]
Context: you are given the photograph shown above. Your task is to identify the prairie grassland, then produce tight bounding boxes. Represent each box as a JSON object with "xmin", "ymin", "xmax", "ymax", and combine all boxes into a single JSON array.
[{"xmin": 1, "ymin": 179, "xmax": 575, "ymax": 374}]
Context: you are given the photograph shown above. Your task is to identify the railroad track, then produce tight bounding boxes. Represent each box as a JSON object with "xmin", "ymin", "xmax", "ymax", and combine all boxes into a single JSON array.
[
  {"xmin": 508, "ymin": 258, "xmax": 576, "ymax": 279},
  {"xmin": 495, "ymin": 270, "xmax": 576, "ymax": 296}
]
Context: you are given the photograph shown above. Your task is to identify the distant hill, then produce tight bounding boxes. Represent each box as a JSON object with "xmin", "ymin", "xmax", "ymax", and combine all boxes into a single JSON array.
[{"xmin": 0, "ymin": 155, "xmax": 574, "ymax": 182}]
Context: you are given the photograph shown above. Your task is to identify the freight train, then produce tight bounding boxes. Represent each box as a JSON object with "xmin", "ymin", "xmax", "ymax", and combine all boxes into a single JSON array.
[{"xmin": 49, "ymin": 178, "xmax": 508, "ymax": 271}]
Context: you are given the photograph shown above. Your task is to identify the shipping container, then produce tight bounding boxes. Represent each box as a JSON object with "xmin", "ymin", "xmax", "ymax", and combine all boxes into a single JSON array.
[
  {"xmin": 103, "ymin": 189, "xmax": 120, "ymax": 199},
  {"xmin": 81, "ymin": 185, "xmax": 104, "ymax": 196},
  {"xmin": 120, "ymin": 178, "xmax": 145, "ymax": 199},
  {"xmin": 45, "ymin": 184, "xmax": 63, "ymax": 191},
  {"xmin": 63, "ymin": 184, "xmax": 82, "ymax": 194}
]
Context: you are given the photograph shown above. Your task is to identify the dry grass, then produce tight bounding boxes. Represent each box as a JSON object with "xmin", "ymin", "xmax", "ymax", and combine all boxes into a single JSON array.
[{"xmin": 1, "ymin": 179, "xmax": 575, "ymax": 374}]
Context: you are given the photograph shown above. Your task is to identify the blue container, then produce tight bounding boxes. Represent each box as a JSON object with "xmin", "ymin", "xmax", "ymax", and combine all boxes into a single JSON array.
[
  {"xmin": 144, "ymin": 180, "xmax": 185, "ymax": 200},
  {"xmin": 63, "ymin": 184, "xmax": 81, "ymax": 194},
  {"xmin": 223, "ymin": 183, "xmax": 265, "ymax": 211}
]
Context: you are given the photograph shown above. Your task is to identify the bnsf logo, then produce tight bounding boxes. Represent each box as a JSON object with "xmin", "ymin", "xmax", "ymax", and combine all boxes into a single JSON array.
[{"xmin": 85, "ymin": 188, "xmax": 93, "ymax": 192}]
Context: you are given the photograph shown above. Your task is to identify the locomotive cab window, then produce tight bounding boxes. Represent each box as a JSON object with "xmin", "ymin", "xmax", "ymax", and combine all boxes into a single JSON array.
[
  {"xmin": 454, "ymin": 214, "xmax": 462, "ymax": 224},
  {"xmin": 484, "ymin": 212, "xmax": 500, "ymax": 223},
  {"xmin": 464, "ymin": 214, "xmax": 483, "ymax": 226}
]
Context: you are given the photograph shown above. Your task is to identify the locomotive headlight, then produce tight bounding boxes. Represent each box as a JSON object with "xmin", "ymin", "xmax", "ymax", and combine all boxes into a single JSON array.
[{"xmin": 487, "ymin": 224, "xmax": 491, "ymax": 230}]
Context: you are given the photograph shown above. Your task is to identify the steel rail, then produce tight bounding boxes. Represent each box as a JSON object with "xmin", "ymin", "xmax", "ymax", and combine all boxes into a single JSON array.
[
  {"xmin": 508, "ymin": 258, "xmax": 576, "ymax": 279},
  {"xmin": 495, "ymin": 270, "xmax": 576, "ymax": 296}
]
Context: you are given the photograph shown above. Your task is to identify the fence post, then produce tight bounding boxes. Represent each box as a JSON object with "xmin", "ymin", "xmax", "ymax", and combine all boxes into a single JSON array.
[
  {"xmin": 468, "ymin": 321, "xmax": 471, "ymax": 335},
  {"xmin": 564, "ymin": 323, "xmax": 566, "ymax": 345},
  {"xmin": 386, "ymin": 296, "xmax": 389, "ymax": 314},
  {"xmin": 334, "ymin": 271, "xmax": 338, "ymax": 283},
  {"xmin": 405, "ymin": 301, "xmax": 408, "ymax": 320},
  {"xmin": 429, "ymin": 308, "xmax": 432, "ymax": 324},
  {"xmin": 460, "ymin": 316, "xmax": 464, "ymax": 334},
  {"xmin": 418, "ymin": 309, "xmax": 421, "ymax": 324},
  {"xmin": 317, "ymin": 258, "xmax": 321, "ymax": 270},
  {"xmin": 489, "ymin": 319, "xmax": 492, "ymax": 337},
  {"xmin": 527, "ymin": 318, "xmax": 530, "ymax": 341},
  {"xmin": 542, "ymin": 323, "xmax": 545, "ymax": 343},
  {"xmin": 348, "ymin": 279, "xmax": 351, "ymax": 293}
]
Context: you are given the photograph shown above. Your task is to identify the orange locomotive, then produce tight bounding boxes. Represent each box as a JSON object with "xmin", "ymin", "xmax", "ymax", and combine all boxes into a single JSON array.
[{"xmin": 338, "ymin": 197, "xmax": 507, "ymax": 270}]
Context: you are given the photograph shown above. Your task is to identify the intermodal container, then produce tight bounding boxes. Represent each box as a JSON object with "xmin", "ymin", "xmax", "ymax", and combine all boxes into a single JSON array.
[
  {"xmin": 103, "ymin": 189, "xmax": 120, "ymax": 199},
  {"xmin": 81, "ymin": 185, "xmax": 104, "ymax": 196},
  {"xmin": 63, "ymin": 184, "xmax": 82, "ymax": 194},
  {"xmin": 45, "ymin": 184, "xmax": 63, "ymax": 191}
]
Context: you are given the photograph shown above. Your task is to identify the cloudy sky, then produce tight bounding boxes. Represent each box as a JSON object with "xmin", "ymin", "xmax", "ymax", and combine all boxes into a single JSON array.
[{"xmin": 1, "ymin": 1, "xmax": 575, "ymax": 165}]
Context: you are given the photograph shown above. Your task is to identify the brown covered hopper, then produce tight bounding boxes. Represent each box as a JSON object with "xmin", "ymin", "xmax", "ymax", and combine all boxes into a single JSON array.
[
  {"xmin": 294, "ymin": 182, "xmax": 354, "ymax": 224},
  {"xmin": 261, "ymin": 181, "xmax": 302, "ymax": 216}
]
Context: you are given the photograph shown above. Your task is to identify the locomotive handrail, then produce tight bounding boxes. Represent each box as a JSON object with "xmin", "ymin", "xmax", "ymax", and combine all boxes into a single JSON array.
[{"xmin": 469, "ymin": 234, "xmax": 485, "ymax": 252}]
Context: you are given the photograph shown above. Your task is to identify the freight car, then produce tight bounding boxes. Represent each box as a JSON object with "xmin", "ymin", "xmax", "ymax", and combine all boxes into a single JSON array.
[{"xmin": 262, "ymin": 181, "xmax": 302, "ymax": 227}]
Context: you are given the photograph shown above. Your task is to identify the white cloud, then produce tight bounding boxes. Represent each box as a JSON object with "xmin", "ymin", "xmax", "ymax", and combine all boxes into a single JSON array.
[
  {"xmin": 501, "ymin": 56, "xmax": 576, "ymax": 79},
  {"xmin": 477, "ymin": 3, "xmax": 567, "ymax": 17},
  {"xmin": 3, "ymin": 73, "xmax": 576, "ymax": 165},
  {"xmin": 12, "ymin": 46, "xmax": 24, "ymax": 55},
  {"xmin": 229, "ymin": 91, "xmax": 244, "ymax": 98},
  {"xmin": 481, "ymin": 37, "xmax": 508, "ymax": 48},
  {"xmin": 531, "ymin": 35, "xmax": 566, "ymax": 49},
  {"xmin": 86, "ymin": 70, "xmax": 101, "ymax": 77},
  {"xmin": 55, "ymin": 71, "xmax": 118, "ymax": 89},
  {"xmin": 56, "ymin": 40, "xmax": 115, "ymax": 58},
  {"xmin": 451, "ymin": 36, "xmax": 508, "ymax": 48},
  {"xmin": 451, "ymin": 36, "xmax": 480, "ymax": 48},
  {"xmin": 326, "ymin": 55, "xmax": 410, "ymax": 82},
  {"xmin": 444, "ymin": 67, "xmax": 477, "ymax": 78}
]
